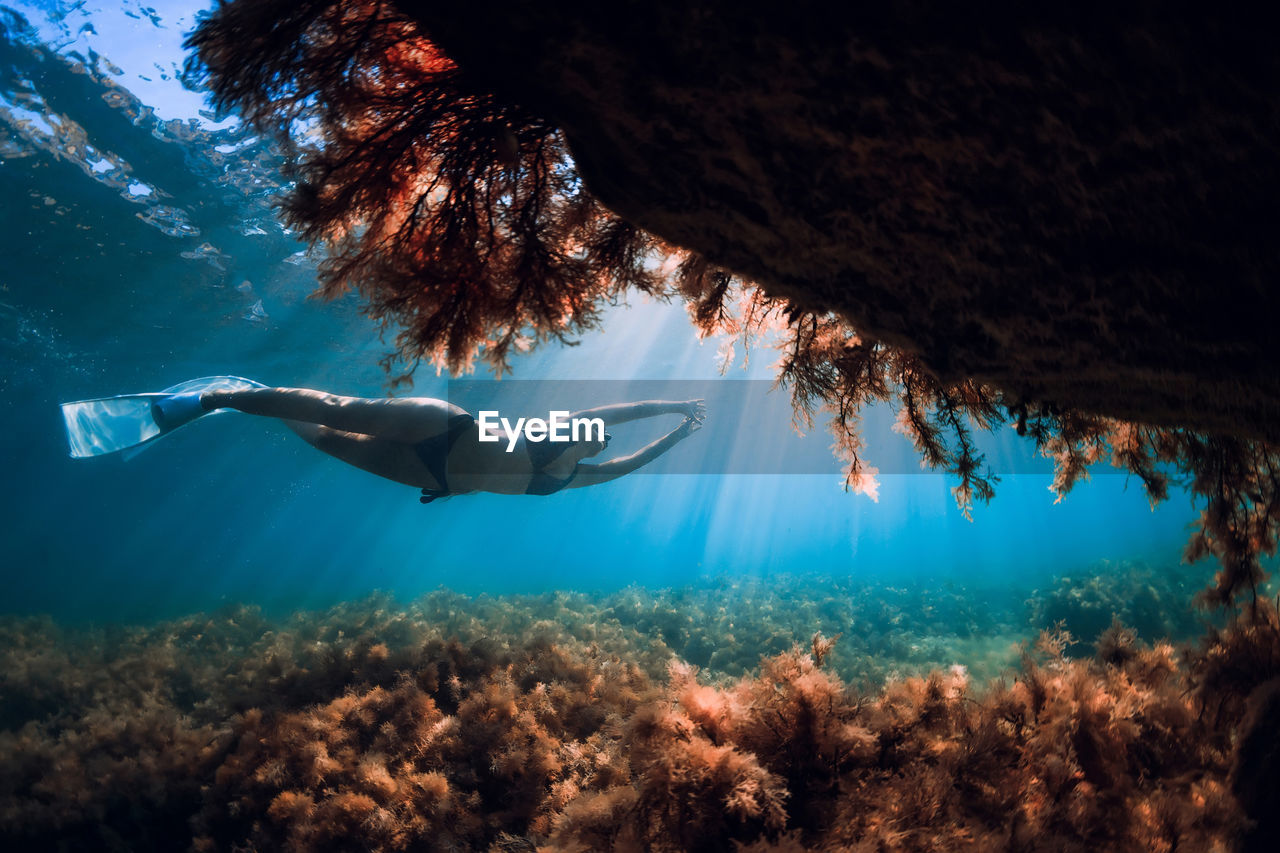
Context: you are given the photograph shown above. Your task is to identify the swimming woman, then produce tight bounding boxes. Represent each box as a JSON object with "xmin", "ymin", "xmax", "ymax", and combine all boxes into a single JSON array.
[{"xmin": 62, "ymin": 378, "xmax": 704, "ymax": 500}]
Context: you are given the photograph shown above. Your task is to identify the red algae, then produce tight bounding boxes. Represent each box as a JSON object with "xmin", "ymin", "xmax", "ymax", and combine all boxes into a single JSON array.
[
  {"xmin": 187, "ymin": 641, "xmax": 647, "ymax": 851},
  {"xmin": 1, "ymin": 584, "xmax": 1276, "ymax": 851}
]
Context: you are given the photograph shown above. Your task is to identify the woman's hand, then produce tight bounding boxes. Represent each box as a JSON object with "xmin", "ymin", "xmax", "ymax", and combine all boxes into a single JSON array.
[
  {"xmin": 680, "ymin": 399, "xmax": 706, "ymax": 422},
  {"xmin": 673, "ymin": 415, "xmax": 704, "ymax": 440}
]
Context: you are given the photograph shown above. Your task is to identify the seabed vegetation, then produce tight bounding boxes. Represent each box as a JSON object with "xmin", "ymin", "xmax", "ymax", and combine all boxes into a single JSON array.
[{"xmin": 2, "ymin": 566, "xmax": 1278, "ymax": 852}]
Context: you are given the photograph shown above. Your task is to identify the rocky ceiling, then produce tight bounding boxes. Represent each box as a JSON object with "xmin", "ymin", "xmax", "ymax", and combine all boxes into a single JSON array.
[{"xmin": 400, "ymin": 1, "xmax": 1280, "ymax": 441}]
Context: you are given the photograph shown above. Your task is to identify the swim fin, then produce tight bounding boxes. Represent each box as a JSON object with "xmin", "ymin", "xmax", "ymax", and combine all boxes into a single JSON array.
[{"xmin": 60, "ymin": 375, "xmax": 266, "ymax": 458}]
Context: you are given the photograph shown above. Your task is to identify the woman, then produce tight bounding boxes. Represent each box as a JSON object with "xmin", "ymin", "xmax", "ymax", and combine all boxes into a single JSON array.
[{"xmin": 63, "ymin": 377, "xmax": 704, "ymax": 500}]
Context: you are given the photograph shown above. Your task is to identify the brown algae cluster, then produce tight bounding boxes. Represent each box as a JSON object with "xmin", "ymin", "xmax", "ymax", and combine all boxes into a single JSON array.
[{"xmin": 1, "ymin": 572, "xmax": 1278, "ymax": 851}]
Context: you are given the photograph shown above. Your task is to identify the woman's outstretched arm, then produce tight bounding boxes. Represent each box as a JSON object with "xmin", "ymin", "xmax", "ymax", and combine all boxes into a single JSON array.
[
  {"xmin": 567, "ymin": 417, "xmax": 702, "ymax": 488},
  {"xmin": 568, "ymin": 399, "xmax": 704, "ymax": 427}
]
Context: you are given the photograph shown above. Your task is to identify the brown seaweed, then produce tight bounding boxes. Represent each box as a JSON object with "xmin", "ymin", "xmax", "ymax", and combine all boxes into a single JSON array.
[{"xmin": 3, "ymin": 581, "xmax": 1277, "ymax": 850}]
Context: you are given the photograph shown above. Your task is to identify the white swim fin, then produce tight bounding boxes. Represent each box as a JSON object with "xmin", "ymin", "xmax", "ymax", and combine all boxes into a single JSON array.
[{"xmin": 60, "ymin": 375, "xmax": 266, "ymax": 458}]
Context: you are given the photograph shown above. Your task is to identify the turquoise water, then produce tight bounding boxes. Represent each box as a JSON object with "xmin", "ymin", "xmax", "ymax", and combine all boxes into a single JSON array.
[{"xmin": 0, "ymin": 0, "xmax": 1205, "ymax": 626}]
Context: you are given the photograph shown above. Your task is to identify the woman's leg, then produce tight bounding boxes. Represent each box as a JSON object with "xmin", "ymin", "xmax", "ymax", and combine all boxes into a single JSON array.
[
  {"xmin": 202, "ymin": 387, "xmax": 463, "ymax": 443},
  {"xmin": 283, "ymin": 420, "xmax": 429, "ymax": 487}
]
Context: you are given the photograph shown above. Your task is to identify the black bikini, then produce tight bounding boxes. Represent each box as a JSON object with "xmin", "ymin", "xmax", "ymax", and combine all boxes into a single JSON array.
[
  {"xmin": 416, "ymin": 414, "xmax": 577, "ymax": 503},
  {"xmin": 524, "ymin": 441, "xmax": 578, "ymax": 495}
]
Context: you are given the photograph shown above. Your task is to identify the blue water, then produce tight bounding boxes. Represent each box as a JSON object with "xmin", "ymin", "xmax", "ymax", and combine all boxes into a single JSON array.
[{"xmin": 0, "ymin": 1, "xmax": 1207, "ymax": 625}]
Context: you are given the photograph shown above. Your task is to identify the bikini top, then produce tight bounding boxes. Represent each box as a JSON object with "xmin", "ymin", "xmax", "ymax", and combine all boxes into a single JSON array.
[
  {"xmin": 417, "ymin": 414, "xmax": 577, "ymax": 503},
  {"xmin": 524, "ymin": 440, "xmax": 577, "ymax": 495}
]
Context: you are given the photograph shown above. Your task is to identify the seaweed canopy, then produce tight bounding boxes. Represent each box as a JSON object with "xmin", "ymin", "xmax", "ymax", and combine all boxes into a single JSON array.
[
  {"xmin": 187, "ymin": 0, "xmax": 1280, "ymax": 607},
  {"xmin": 187, "ymin": 0, "xmax": 669, "ymax": 377}
]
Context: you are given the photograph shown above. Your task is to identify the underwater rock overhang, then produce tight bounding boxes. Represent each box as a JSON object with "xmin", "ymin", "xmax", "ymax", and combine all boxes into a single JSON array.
[{"xmin": 400, "ymin": 0, "xmax": 1280, "ymax": 440}]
